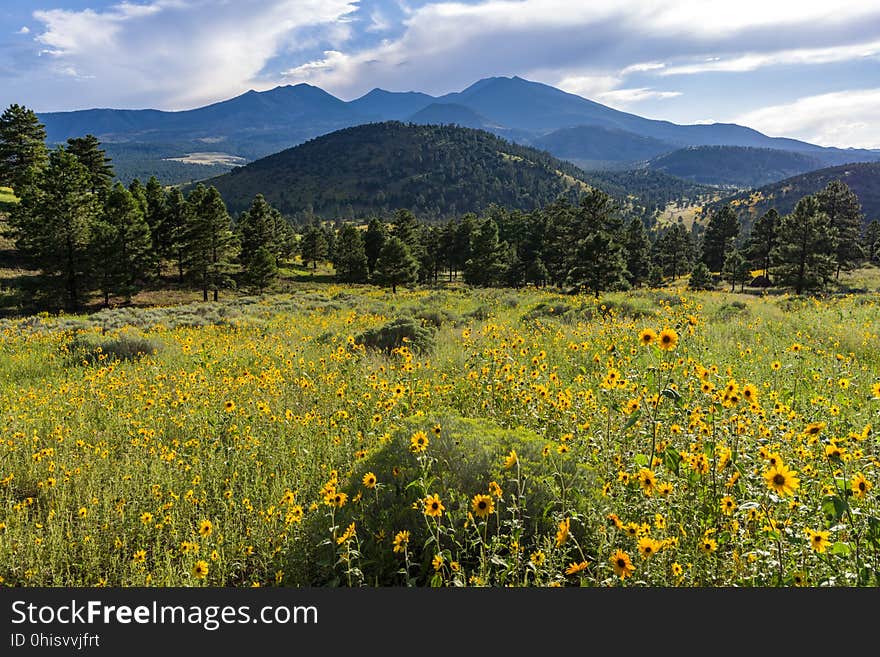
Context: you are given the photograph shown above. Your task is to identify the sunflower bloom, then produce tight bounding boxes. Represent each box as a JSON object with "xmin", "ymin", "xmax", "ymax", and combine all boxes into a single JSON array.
[
  {"xmin": 503, "ymin": 449, "xmax": 518, "ymax": 469},
  {"xmin": 555, "ymin": 518, "xmax": 571, "ymax": 546},
  {"xmin": 471, "ymin": 494, "xmax": 494, "ymax": 519},
  {"xmin": 198, "ymin": 519, "xmax": 213, "ymax": 537},
  {"xmin": 851, "ymin": 472, "xmax": 872, "ymax": 499},
  {"xmin": 424, "ymin": 494, "xmax": 445, "ymax": 518},
  {"xmin": 805, "ymin": 528, "xmax": 830, "ymax": 553},
  {"xmin": 610, "ymin": 549, "xmax": 635, "ymax": 579},
  {"xmin": 410, "ymin": 431, "xmax": 429, "ymax": 453},
  {"xmin": 637, "ymin": 537, "xmax": 662, "ymax": 559},
  {"xmin": 763, "ymin": 463, "xmax": 800, "ymax": 497},
  {"xmin": 362, "ymin": 472, "xmax": 377, "ymax": 489},
  {"xmin": 638, "ymin": 328, "xmax": 657, "ymax": 346},
  {"xmin": 565, "ymin": 561, "xmax": 589, "ymax": 575},
  {"xmin": 392, "ymin": 530, "xmax": 410, "ymax": 554},
  {"xmin": 191, "ymin": 560, "xmax": 209, "ymax": 579},
  {"xmin": 658, "ymin": 328, "xmax": 678, "ymax": 351}
]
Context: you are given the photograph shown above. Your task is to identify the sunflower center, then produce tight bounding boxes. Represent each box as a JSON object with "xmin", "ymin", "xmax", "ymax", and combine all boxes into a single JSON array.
[{"xmin": 773, "ymin": 474, "xmax": 786, "ymax": 485}]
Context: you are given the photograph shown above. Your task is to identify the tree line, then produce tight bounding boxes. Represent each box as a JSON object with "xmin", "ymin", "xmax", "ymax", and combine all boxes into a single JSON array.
[{"xmin": 2, "ymin": 102, "xmax": 878, "ymax": 310}]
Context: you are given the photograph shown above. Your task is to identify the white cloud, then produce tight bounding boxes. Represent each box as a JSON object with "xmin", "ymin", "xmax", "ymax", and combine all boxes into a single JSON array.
[
  {"xmin": 735, "ymin": 89, "xmax": 880, "ymax": 149},
  {"xmin": 597, "ymin": 87, "xmax": 682, "ymax": 106},
  {"xmin": 620, "ymin": 61, "xmax": 665, "ymax": 75},
  {"xmin": 661, "ymin": 40, "xmax": 880, "ymax": 75},
  {"xmin": 17, "ymin": 26, "xmax": 31, "ymax": 35},
  {"xmin": 29, "ymin": 0, "xmax": 359, "ymax": 109},
  {"xmin": 366, "ymin": 9, "xmax": 392, "ymax": 33},
  {"xmin": 554, "ymin": 75, "xmax": 621, "ymax": 99}
]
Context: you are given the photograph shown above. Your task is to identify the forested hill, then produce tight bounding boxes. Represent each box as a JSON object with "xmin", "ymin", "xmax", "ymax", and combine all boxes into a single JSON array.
[
  {"xmin": 206, "ymin": 122, "xmax": 597, "ymax": 221},
  {"xmin": 710, "ymin": 162, "xmax": 880, "ymax": 226},
  {"xmin": 647, "ymin": 146, "xmax": 826, "ymax": 188}
]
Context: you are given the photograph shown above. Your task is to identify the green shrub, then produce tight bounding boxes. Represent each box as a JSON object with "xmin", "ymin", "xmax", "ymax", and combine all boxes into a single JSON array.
[
  {"xmin": 65, "ymin": 331, "xmax": 160, "ymax": 365},
  {"xmin": 355, "ymin": 317, "xmax": 436, "ymax": 354}
]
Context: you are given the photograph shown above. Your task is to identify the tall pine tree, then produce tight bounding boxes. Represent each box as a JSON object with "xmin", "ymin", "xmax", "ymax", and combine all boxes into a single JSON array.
[
  {"xmin": 701, "ymin": 204, "xmax": 739, "ymax": 272},
  {"xmin": 0, "ymin": 104, "xmax": 48, "ymax": 193},
  {"xmin": 771, "ymin": 195, "xmax": 837, "ymax": 295},
  {"xmin": 182, "ymin": 185, "xmax": 239, "ymax": 301},
  {"xmin": 815, "ymin": 179, "xmax": 864, "ymax": 278}
]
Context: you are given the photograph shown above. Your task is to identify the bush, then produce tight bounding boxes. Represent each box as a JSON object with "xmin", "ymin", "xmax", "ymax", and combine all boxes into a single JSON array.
[
  {"xmin": 65, "ymin": 331, "xmax": 160, "ymax": 365},
  {"xmin": 294, "ymin": 413, "xmax": 593, "ymax": 585},
  {"xmin": 355, "ymin": 317, "xmax": 436, "ymax": 354}
]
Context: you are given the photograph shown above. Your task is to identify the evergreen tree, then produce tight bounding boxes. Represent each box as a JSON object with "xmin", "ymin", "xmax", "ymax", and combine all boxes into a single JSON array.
[
  {"xmin": 452, "ymin": 213, "xmax": 477, "ymax": 279},
  {"xmin": 701, "ymin": 204, "xmax": 739, "ymax": 272},
  {"xmin": 375, "ymin": 236, "xmax": 418, "ymax": 293},
  {"xmin": 564, "ymin": 189, "xmax": 627, "ymax": 297},
  {"xmin": 363, "ymin": 217, "xmax": 386, "ymax": 277},
  {"xmin": 333, "ymin": 223, "xmax": 369, "ymax": 283},
  {"xmin": 464, "ymin": 216, "xmax": 508, "ymax": 286},
  {"xmin": 747, "ymin": 208, "xmax": 778, "ymax": 280},
  {"xmin": 815, "ymin": 179, "xmax": 864, "ymax": 278},
  {"xmin": 244, "ymin": 246, "xmax": 277, "ymax": 294},
  {"xmin": 128, "ymin": 179, "xmax": 147, "ymax": 216},
  {"xmin": 687, "ymin": 261, "xmax": 713, "ymax": 291},
  {"xmin": 93, "ymin": 182, "xmax": 152, "ymax": 304},
  {"xmin": 721, "ymin": 248, "xmax": 751, "ymax": 292},
  {"xmin": 322, "ymin": 224, "xmax": 337, "ymax": 264},
  {"xmin": 8, "ymin": 147, "xmax": 100, "ymax": 310},
  {"xmin": 144, "ymin": 176, "xmax": 166, "ymax": 277},
  {"xmin": 392, "ymin": 209, "xmax": 425, "ymax": 278},
  {"xmin": 237, "ymin": 194, "xmax": 283, "ymax": 291},
  {"xmin": 417, "ymin": 224, "xmax": 441, "ymax": 284},
  {"xmin": 300, "ymin": 225, "xmax": 329, "ymax": 269},
  {"xmin": 66, "ymin": 135, "xmax": 114, "ymax": 197},
  {"xmin": 182, "ymin": 185, "xmax": 239, "ymax": 301},
  {"xmin": 865, "ymin": 220, "xmax": 880, "ymax": 263},
  {"xmin": 623, "ymin": 217, "xmax": 651, "ymax": 287},
  {"xmin": 771, "ymin": 195, "xmax": 837, "ymax": 295},
  {"xmin": 163, "ymin": 187, "xmax": 188, "ymax": 282},
  {"xmin": 653, "ymin": 224, "xmax": 692, "ymax": 280},
  {"xmin": 0, "ymin": 103, "xmax": 48, "ymax": 193}
]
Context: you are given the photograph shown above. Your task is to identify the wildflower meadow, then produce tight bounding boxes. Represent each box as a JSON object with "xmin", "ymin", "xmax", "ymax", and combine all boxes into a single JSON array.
[{"xmin": 1, "ymin": 284, "xmax": 879, "ymax": 587}]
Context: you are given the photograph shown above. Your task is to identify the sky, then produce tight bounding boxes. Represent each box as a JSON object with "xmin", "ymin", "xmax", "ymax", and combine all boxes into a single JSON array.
[{"xmin": 1, "ymin": 0, "xmax": 878, "ymax": 149}]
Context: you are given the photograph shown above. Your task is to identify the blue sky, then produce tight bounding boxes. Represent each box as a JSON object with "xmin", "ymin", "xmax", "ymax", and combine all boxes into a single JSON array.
[{"xmin": 1, "ymin": 0, "xmax": 878, "ymax": 148}]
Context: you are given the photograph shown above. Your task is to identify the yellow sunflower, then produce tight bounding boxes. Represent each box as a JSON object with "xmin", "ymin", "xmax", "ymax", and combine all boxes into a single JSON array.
[
  {"xmin": 471, "ymin": 494, "xmax": 494, "ymax": 519},
  {"xmin": 610, "ymin": 549, "xmax": 635, "ymax": 579},
  {"xmin": 763, "ymin": 463, "xmax": 800, "ymax": 497}
]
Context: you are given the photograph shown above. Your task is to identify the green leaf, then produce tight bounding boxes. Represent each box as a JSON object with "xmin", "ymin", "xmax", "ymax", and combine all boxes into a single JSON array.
[
  {"xmin": 662, "ymin": 447, "xmax": 681, "ymax": 476},
  {"xmin": 661, "ymin": 387, "xmax": 682, "ymax": 406},
  {"xmin": 634, "ymin": 453, "xmax": 648, "ymax": 467},
  {"xmin": 831, "ymin": 542, "xmax": 851, "ymax": 556},
  {"xmin": 622, "ymin": 410, "xmax": 641, "ymax": 431},
  {"xmin": 821, "ymin": 495, "xmax": 848, "ymax": 524}
]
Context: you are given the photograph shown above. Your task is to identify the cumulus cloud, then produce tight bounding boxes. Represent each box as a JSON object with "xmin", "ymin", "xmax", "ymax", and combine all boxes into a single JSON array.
[
  {"xmin": 597, "ymin": 87, "xmax": 682, "ymax": 106},
  {"xmin": 27, "ymin": 0, "xmax": 359, "ymax": 109},
  {"xmin": 735, "ymin": 89, "xmax": 880, "ymax": 150},
  {"xmin": 17, "ymin": 27, "xmax": 31, "ymax": 35}
]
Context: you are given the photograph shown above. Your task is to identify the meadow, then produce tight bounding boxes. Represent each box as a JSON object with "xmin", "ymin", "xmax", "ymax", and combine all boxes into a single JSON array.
[{"xmin": 1, "ymin": 280, "xmax": 879, "ymax": 587}]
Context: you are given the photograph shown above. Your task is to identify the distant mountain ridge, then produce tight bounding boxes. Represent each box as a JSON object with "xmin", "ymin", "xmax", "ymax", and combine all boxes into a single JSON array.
[{"xmin": 35, "ymin": 76, "xmax": 880, "ymax": 185}]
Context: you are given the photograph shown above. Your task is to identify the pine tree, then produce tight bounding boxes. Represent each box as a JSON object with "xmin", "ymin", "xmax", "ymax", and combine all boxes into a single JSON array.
[
  {"xmin": 300, "ymin": 225, "xmax": 328, "ymax": 269},
  {"xmin": 182, "ymin": 185, "xmax": 239, "ymax": 301},
  {"xmin": 364, "ymin": 217, "xmax": 387, "ymax": 277},
  {"xmin": 653, "ymin": 224, "xmax": 693, "ymax": 280},
  {"xmin": 0, "ymin": 103, "xmax": 48, "ymax": 193},
  {"xmin": 701, "ymin": 204, "xmax": 739, "ymax": 272},
  {"xmin": 8, "ymin": 147, "xmax": 100, "ymax": 310},
  {"xmin": 375, "ymin": 236, "xmax": 418, "ymax": 293},
  {"xmin": 747, "ymin": 208, "xmax": 778, "ymax": 280},
  {"xmin": 163, "ymin": 187, "xmax": 188, "ymax": 282},
  {"xmin": 333, "ymin": 223, "xmax": 369, "ymax": 283},
  {"xmin": 144, "ymin": 176, "xmax": 166, "ymax": 277},
  {"xmin": 623, "ymin": 217, "xmax": 651, "ymax": 287},
  {"xmin": 815, "ymin": 180, "xmax": 864, "ymax": 278},
  {"xmin": 721, "ymin": 248, "xmax": 751, "ymax": 292},
  {"xmin": 236, "ymin": 195, "xmax": 283, "ymax": 291},
  {"xmin": 66, "ymin": 135, "xmax": 114, "ymax": 197},
  {"xmin": 564, "ymin": 189, "xmax": 627, "ymax": 297},
  {"xmin": 771, "ymin": 195, "xmax": 837, "ymax": 295},
  {"xmin": 93, "ymin": 182, "xmax": 153, "ymax": 304},
  {"xmin": 464, "ymin": 216, "xmax": 508, "ymax": 286},
  {"xmin": 244, "ymin": 246, "xmax": 277, "ymax": 294},
  {"xmin": 687, "ymin": 261, "xmax": 713, "ymax": 291},
  {"xmin": 865, "ymin": 220, "xmax": 880, "ymax": 263}
]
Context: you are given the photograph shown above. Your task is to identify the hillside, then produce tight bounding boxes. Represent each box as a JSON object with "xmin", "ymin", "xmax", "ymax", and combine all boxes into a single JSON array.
[
  {"xmin": 648, "ymin": 146, "xmax": 826, "ymax": 188},
  {"xmin": 205, "ymin": 122, "xmax": 595, "ymax": 220},
  {"xmin": 710, "ymin": 162, "xmax": 880, "ymax": 227},
  {"xmin": 532, "ymin": 125, "xmax": 675, "ymax": 168}
]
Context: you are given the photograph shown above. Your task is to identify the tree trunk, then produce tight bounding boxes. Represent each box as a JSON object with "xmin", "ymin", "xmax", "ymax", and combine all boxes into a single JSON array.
[
  {"xmin": 213, "ymin": 289, "xmax": 218, "ymax": 302},
  {"xmin": 203, "ymin": 287, "xmax": 208, "ymax": 302}
]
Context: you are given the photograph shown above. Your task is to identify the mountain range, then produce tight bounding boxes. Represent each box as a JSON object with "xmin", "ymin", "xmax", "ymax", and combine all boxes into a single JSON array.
[{"xmin": 36, "ymin": 76, "xmax": 880, "ymax": 187}]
